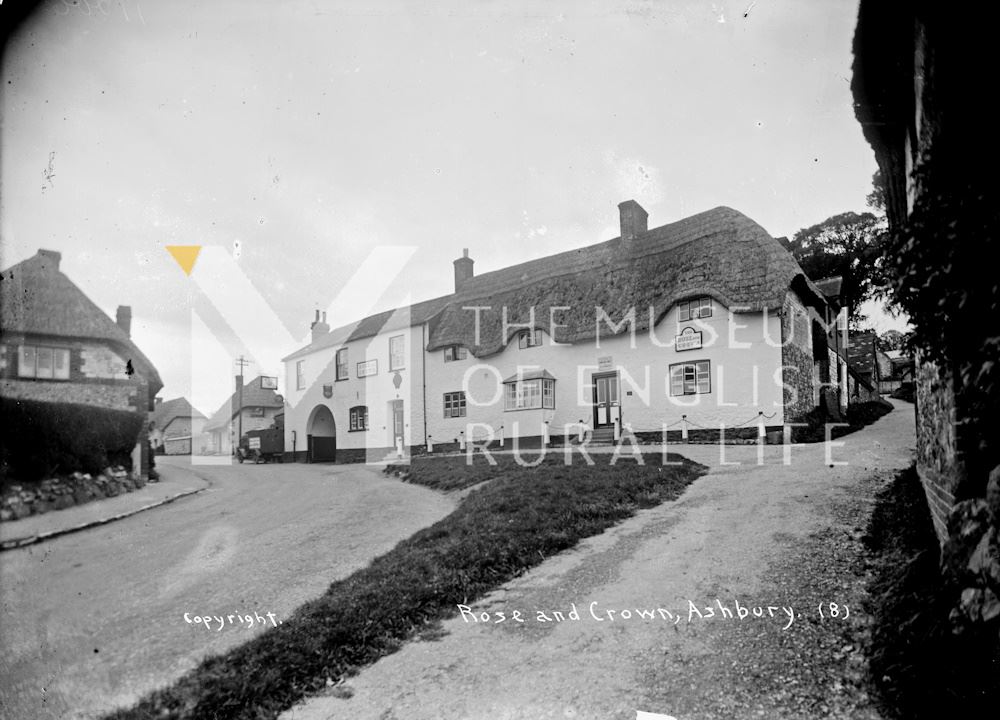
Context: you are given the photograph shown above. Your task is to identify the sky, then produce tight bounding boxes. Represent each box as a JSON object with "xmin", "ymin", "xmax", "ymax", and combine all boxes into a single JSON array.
[{"xmin": 0, "ymin": 0, "xmax": 905, "ymax": 416}]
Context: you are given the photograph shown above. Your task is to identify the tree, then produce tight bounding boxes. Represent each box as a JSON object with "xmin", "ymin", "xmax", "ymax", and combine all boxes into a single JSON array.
[
  {"xmin": 782, "ymin": 211, "xmax": 889, "ymax": 329},
  {"xmin": 878, "ymin": 329, "xmax": 912, "ymax": 352}
]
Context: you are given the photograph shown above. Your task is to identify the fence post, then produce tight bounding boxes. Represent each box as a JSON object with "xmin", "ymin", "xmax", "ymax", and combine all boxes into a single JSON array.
[{"xmin": 681, "ymin": 415, "xmax": 689, "ymax": 443}]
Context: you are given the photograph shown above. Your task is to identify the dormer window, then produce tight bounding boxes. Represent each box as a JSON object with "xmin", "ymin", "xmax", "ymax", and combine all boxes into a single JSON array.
[
  {"xmin": 678, "ymin": 297, "xmax": 712, "ymax": 321},
  {"xmin": 517, "ymin": 329, "xmax": 543, "ymax": 349},
  {"xmin": 443, "ymin": 345, "xmax": 468, "ymax": 362}
]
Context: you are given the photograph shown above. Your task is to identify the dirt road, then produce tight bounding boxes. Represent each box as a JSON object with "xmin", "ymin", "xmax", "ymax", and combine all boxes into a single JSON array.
[{"xmin": 284, "ymin": 400, "xmax": 915, "ymax": 720}]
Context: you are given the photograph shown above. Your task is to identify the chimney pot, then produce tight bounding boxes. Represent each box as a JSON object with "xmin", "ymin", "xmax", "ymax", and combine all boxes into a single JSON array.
[
  {"xmin": 618, "ymin": 200, "xmax": 649, "ymax": 243},
  {"xmin": 116, "ymin": 305, "xmax": 132, "ymax": 337},
  {"xmin": 453, "ymin": 250, "xmax": 475, "ymax": 292}
]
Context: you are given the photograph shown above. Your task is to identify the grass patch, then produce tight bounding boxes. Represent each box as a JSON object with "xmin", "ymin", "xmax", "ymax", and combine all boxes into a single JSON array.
[
  {"xmin": 390, "ymin": 449, "xmax": 681, "ymax": 492},
  {"xmin": 863, "ymin": 465, "xmax": 1000, "ymax": 719},
  {"xmin": 106, "ymin": 452, "xmax": 705, "ymax": 720}
]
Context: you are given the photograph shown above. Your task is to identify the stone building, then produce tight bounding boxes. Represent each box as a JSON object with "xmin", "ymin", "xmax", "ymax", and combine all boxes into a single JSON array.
[
  {"xmin": 282, "ymin": 201, "xmax": 852, "ymax": 463},
  {"xmin": 0, "ymin": 249, "xmax": 162, "ymax": 480}
]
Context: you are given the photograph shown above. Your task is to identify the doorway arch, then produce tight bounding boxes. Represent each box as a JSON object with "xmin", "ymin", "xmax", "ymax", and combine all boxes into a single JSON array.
[{"xmin": 307, "ymin": 404, "xmax": 337, "ymax": 462}]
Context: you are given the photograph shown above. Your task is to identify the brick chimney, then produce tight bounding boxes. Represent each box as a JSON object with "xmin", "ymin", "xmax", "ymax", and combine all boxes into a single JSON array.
[
  {"xmin": 453, "ymin": 248, "xmax": 474, "ymax": 292},
  {"xmin": 310, "ymin": 309, "xmax": 329, "ymax": 342},
  {"xmin": 618, "ymin": 200, "xmax": 648, "ymax": 243},
  {"xmin": 37, "ymin": 249, "xmax": 62, "ymax": 270},
  {"xmin": 116, "ymin": 305, "xmax": 132, "ymax": 337}
]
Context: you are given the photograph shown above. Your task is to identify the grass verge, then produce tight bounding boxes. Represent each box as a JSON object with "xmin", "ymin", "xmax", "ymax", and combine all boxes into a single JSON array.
[
  {"xmin": 106, "ymin": 451, "xmax": 705, "ymax": 720},
  {"xmin": 863, "ymin": 465, "xmax": 1000, "ymax": 719}
]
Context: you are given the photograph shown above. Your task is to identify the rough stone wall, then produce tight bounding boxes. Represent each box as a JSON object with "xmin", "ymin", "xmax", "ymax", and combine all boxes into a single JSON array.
[
  {"xmin": 781, "ymin": 292, "xmax": 816, "ymax": 423},
  {"xmin": 914, "ymin": 355, "xmax": 962, "ymax": 543},
  {"xmin": 0, "ymin": 378, "xmax": 140, "ymax": 410}
]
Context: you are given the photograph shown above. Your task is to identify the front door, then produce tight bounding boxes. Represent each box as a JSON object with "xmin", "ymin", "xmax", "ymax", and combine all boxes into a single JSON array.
[
  {"xmin": 592, "ymin": 373, "xmax": 619, "ymax": 428},
  {"xmin": 391, "ymin": 399, "xmax": 405, "ymax": 450}
]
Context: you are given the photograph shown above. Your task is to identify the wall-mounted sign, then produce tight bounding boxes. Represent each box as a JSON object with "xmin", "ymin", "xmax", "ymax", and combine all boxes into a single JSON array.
[
  {"xmin": 260, "ymin": 376, "xmax": 278, "ymax": 390},
  {"xmin": 322, "ymin": 384, "xmax": 333, "ymax": 398},
  {"xmin": 675, "ymin": 327, "xmax": 703, "ymax": 352},
  {"xmin": 597, "ymin": 356, "xmax": 613, "ymax": 370},
  {"xmin": 357, "ymin": 359, "xmax": 378, "ymax": 378}
]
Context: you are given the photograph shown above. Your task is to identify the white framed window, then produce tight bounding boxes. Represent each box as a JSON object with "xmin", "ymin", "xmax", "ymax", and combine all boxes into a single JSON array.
[
  {"xmin": 357, "ymin": 359, "xmax": 378, "ymax": 377},
  {"xmin": 678, "ymin": 297, "xmax": 713, "ymax": 321},
  {"xmin": 517, "ymin": 329, "xmax": 543, "ymax": 349},
  {"xmin": 389, "ymin": 335, "xmax": 405, "ymax": 371},
  {"xmin": 18, "ymin": 345, "xmax": 71, "ymax": 380},
  {"xmin": 443, "ymin": 345, "xmax": 468, "ymax": 362},
  {"xmin": 296, "ymin": 360, "xmax": 305, "ymax": 390},
  {"xmin": 443, "ymin": 391, "xmax": 467, "ymax": 418},
  {"xmin": 335, "ymin": 348, "xmax": 348, "ymax": 381},
  {"xmin": 503, "ymin": 378, "xmax": 555, "ymax": 410},
  {"xmin": 349, "ymin": 405, "xmax": 369, "ymax": 431},
  {"xmin": 669, "ymin": 360, "xmax": 711, "ymax": 396}
]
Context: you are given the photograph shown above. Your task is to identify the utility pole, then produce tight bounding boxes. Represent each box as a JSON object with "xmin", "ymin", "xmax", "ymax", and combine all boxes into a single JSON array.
[{"xmin": 235, "ymin": 355, "xmax": 251, "ymax": 451}]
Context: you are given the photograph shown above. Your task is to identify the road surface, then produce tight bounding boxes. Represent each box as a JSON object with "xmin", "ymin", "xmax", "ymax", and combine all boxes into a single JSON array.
[{"xmin": 0, "ymin": 457, "xmax": 455, "ymax": 720}]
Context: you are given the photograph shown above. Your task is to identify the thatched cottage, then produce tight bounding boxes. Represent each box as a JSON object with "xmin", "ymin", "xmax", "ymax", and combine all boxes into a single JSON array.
[
  {"xmin": 281, "ymin": 201, "xmax": 851, "ymax": 463},
  {"xmin": 0, "ymin": 249, "xmax": 162, "ymax": 480}
]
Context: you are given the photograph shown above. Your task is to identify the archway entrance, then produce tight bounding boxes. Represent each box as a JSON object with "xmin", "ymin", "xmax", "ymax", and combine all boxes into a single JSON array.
[{"xmin": 307, "ymin": 404, "xmax": 337, "ymax": 462}]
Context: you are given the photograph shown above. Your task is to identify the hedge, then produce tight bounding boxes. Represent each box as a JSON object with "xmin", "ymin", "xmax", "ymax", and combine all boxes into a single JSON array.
[{"xmin": 0, "ymin": 397, "xmax": 143, "ymax": 485}]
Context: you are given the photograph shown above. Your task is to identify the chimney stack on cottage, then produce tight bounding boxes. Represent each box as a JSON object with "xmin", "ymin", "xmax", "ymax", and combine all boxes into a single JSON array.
[
  {"xmin": 453, "ymin": 248, "xmax": 474, "ymax": 292},
  {"xmin": 310, "ymin": 309, "xmax": 330, "ymax": 342},
  {"xmin": 37, "ymin": 249, "xmax": 61, "ymax": 271},
  {"xmin": 618, "ymin": 200, "xmax": 648, "ymax": 244},
  {"xmin": 116, "ymin": 305, "xmax": 132, "ymax": 337}
]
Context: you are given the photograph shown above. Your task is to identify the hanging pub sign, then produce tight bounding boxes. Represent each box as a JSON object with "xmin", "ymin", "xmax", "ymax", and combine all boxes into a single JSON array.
[
  {"xmin": 675, "ymin": 326, "xmax": 703, "ymax": 351},
  {"xmin": 260, "ymin": 375, "xmax": 278, "ymax": 390}
]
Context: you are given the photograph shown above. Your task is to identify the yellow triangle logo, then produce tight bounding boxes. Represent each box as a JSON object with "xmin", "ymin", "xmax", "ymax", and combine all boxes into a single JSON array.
[{"xmin": 166, "ymin": 245, "xmax": 202, "ymax": 276}]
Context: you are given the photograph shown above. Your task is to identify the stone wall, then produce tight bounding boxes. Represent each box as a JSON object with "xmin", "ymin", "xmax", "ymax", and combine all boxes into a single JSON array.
[
  {"xmin": 780, "ymin": 292, "xmax": 817, "ymax": 424},
  {"xmin": 1, "ymin": 466, "xmax": 147, "ymax": 523},
  {"xmin": 914, "ymin": 355, "xmax": 962, "ymax": 543}
]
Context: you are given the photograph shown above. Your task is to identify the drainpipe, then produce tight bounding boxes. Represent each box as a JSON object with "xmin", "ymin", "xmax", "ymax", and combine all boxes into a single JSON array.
[{"xmin": 422, "ymin": 323, "xmax": 428, "ymax": 450}]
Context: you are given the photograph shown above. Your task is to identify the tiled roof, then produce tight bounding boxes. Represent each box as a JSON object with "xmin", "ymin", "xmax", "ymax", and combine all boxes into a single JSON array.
[
  {"xmin": 204, "ymin": 376, "xmax": 283, "ymax": 430},
  {"xmin": 286, "ymin": 206, "xmax": 824, "ymax": 361},
  {"xmin": 1, "ymin": 250, "xmax": 162, "ymax": 390},
  {"xmin": 150, "ymin": 397, "xmax": 205, "ymax": 430},
  {"xmin": 847, "ymin": 332, "xmax": 877, "ymax": 377}
]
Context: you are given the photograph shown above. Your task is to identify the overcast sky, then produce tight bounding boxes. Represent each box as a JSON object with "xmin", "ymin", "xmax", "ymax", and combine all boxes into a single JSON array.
[{"xmin": 1, "ymin": 0, "xmax": 902, "ymax": 416}]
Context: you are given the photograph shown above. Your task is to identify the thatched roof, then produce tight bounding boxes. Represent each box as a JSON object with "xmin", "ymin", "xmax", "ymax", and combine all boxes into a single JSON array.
[
  {"xmin": 0, "ymin": 249, "xmax": 162, "ymax": 392},
  {"xmin": 285, "ymin": 205, "xmax": 822, "ymax": 361},
  {"xmin": 204, "ymin": 376, "xmax": 283, "ymax": 431},
  {"xmin": 428, "ymin": 206, "xmax": 821, "ymax": 356},
  {"xmin": 150, "ymin": 397, "xmax": 205, "ymax": 431}
]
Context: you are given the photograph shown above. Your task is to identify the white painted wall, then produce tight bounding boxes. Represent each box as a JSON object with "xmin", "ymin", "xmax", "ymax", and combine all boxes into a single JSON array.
[
  {"xmin": 283, "ymin": 323, "xmax": 426, "ymax": 454},
  {"xmin": 424, "ymin": 301, "xmax": 787, "ymax": 445}
]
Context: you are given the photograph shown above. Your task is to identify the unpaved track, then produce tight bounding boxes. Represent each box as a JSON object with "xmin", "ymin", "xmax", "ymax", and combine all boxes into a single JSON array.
[{"xmin": 285, "ymin": 401, "xmax": 915, "ymax": 720}]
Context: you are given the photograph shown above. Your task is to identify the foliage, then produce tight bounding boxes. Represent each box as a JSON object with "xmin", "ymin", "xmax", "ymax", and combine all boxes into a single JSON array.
[
  {"xmin": 877, "ymin": 329, "xmax": 910, "ymax": 352},
  {"xmin": 783, "ymin": 211, "xmax": 889, "ymax": 328},
  {"xmin": 884, "ymin": 144, "xmax": 1000, "ymax": 484},
  {"xmin": 864, "ymin": 466, "xmax": 1000, "ymax": 719},
  {"xmin": 866, "ymin": 169, "xmax": 887, "ymax": 211},
  {"xmin": 104, "ymin": 453, "xmax": 705, "ymax": 720},
  {"xmin": 0, "ymin": 398, "xmax": 141, "ymax": 485}
]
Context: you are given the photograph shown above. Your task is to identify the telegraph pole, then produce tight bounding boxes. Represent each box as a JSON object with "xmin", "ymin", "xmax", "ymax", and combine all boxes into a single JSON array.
[{"xmin": 235, "ymin": 355, "xmax": 251, "ymax": 451}]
